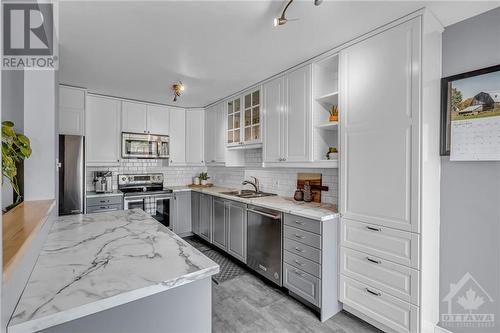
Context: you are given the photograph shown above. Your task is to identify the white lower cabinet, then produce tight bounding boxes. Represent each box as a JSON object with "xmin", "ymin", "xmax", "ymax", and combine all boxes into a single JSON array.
[
  {"xmin": 340, "ymin": 275, "xmax": 419, "ymax": 333},
  {"xmin": 340, "ymin": 247, "xmax": 419, "ymax": 305},
  {"xmin": 340, "ymin": 218, "xmax": 419, "ymax": 268}
]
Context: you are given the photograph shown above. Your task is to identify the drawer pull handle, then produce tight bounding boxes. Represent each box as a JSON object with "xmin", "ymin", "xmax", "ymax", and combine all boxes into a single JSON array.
[
  {"xmin": 294, "ymin": 247, "xmax": 303, "ymax": 253},
  {"xmin": 294, "ymin": 234, "xmax": 304, "ymax": 239},
  {"xmin": 294, "ymin": 270, "xmax": 304, "ymax": 276},
  {"xmin": 294, "ymin": 221, "xmax": 305, "ymax": 225},
  {"xmin": 366, "ymin": 257, "xmax": 381, "ymax": 264},
  {"xmin": 366, "ymin": 288, "xmax": 382, "ymax": 297},
  {"xmin": 294, "ymin": 260, "xmax": 303, "ymax": 266},
  {"xmin": 99, "ymin": 200, "xmax": 107, "ymax": 203},
  {"xmin": 366, "ymin": 226, "xmax": 381, "ymax": 232}
]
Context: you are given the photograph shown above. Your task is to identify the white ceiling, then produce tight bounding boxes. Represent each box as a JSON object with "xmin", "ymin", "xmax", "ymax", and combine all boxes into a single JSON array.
[{"xmin": 59, "ymin": 1, "xmax": 499, "ymax": 107}]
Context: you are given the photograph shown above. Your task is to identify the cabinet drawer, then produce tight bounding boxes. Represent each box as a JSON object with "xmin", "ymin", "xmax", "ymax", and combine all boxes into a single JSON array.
[
  {"xmin": 341, "ymin": 218, "xmax": 419, "ymax": 268},
  {"xmin": 340, "ymin": 247, "xmax": 419, "ymax": 305},
  {"xmin": 284, "ymin": 250, "xmax": 321, "ymax": 278},
  {"xmin": 87, "ymin": 195, "xmax": 123, "ymax": 207},
  {"xmin": 86, "ymin": 203, "xmax": 122, "ymax": 214},
  {"xmin": 284, "ymin": 239, "xmax": 321, "ymax": 264},
  {"xmin": 340, "ymin": 275, "xmax": 418, "ymax": 333},
  {"xmin": 284, "ymin": 263, "xmax": 320, "ymax": 307},
  {"xmin": 284, "ymin": 214, "xmax": 320, "ymax": 234},
  {"xmin": 284, "ymin": 225, "xmax": 321, "ymax": 249}
]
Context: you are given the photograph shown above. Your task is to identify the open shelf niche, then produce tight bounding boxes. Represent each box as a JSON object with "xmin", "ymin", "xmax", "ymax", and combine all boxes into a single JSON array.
[{"xmin": 312, "ymin": 54, "xmax": 339, "ymax": 166}]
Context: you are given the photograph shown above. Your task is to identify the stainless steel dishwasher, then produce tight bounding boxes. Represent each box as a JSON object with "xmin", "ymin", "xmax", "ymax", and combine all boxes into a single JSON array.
[{"xmin": 247, "ymin": 205, "xmax": 283, "ymax": 286}]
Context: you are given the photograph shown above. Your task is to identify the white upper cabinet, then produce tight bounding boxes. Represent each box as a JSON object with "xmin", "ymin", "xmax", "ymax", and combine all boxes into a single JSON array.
[
  {"xmin": 147, "ymin": 105, "xmax": 170, "ymax": 135},
  {"xmin": 263, "ymin": 76, "xmax": 284, "ymax": 163},
  {"xmin": 263, "ymin": 65, "xmax": 312, "ymax": 165},
  {"xmin": 86, "ymin": 95, "xmax": 121, "ymax": 165},
  {"xmin": 284, "ymin": 65, "xmax": 311, "ymax": 162},
  {"xmin": 122, "ymin": 101, "xmax": 169, "ymax": 135},
  {"xmin": 186, "ymin": 108, "xmax": 205, "ymax": 165},
  {"xmin": 205, "ymin": 102, "xmax": 227, "ymax": 165},
  {"xmin": 169, "ymin": 108, "xmax": 186, "ymax": 165},
  {"xmin": 59, "ymin": 85, "xmax": 85, "ymax": 135},
  {"xmin": 340, "ymin": 18, "xmax": 420, "ymax": 232},
  {"xmin": 205, "ymin": 104, "xmax": 217, "ymax": 164},
  {"xmin": 215, "ymin": 102, "xmax": 227, "ymax": 162},
  {"xmin": 122, "ymin": 101, "xmax": 147, "ymax": 133}
]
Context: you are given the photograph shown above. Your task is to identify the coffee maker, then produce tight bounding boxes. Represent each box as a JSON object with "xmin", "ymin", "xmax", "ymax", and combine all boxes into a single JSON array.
[{"xmin": 93, "ymin": 171, "xmax": 113, "ymax": 193}]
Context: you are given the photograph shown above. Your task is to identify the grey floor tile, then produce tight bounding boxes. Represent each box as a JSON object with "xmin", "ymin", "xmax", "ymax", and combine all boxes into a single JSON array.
[{"xmin": 212, "ymin": 272, "xmax": 382, "ymax": 333}]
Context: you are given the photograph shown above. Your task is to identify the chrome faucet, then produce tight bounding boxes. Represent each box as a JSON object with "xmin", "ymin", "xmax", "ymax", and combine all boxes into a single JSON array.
[{"xmin": 242, "ymin": 176, "xmax": 260, "ymax": 193}]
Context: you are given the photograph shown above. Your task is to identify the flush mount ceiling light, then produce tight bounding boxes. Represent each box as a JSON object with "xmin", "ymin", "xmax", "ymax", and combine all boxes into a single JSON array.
[
  {"xmin": 273, "ymin": 0, "xmax": 323, "ymax": 27},
  {"xmin": 172, "ymin": 81, "xmax": 185, "ymax": 102}
]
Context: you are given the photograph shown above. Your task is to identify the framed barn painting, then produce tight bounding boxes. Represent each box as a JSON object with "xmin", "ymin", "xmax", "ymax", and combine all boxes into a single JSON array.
[{"xmin": 440, "ymin": 64, "xmax": 500, "ymax": 157}]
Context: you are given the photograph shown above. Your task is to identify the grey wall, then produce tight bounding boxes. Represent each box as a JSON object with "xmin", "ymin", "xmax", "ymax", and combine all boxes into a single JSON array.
[
  {"xmin": 1, "ymin": 70, "xmax": 24, "ymax": 209},
  {"xmin": 439, "ymin": 7, "xmax": 500, "ymax": 333}
]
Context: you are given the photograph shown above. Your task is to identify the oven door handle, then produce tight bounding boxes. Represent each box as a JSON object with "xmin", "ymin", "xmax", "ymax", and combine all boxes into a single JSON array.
[{"xmin": 124, "ymin": 197, "xmax": 146, "ymax": 202}]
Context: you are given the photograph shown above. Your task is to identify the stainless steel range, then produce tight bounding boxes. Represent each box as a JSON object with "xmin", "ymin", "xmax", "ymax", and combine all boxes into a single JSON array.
[{"xmin": 118, "ymin": 173, "xmax": 173, "ymax": 229}]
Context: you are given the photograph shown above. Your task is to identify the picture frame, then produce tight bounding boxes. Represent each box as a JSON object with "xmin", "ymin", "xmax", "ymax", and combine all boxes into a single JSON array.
[{"xmin": 440, "ymin": 64, "xmax": 500, "ymax": 156}]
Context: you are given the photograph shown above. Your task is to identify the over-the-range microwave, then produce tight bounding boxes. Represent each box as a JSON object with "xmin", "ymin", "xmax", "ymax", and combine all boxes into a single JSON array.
[{"xmin": 121, "ymin": 132, "xmax": 169, "ymax": 159}]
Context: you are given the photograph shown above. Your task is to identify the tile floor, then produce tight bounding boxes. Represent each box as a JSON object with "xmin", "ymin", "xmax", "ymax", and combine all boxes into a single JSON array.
[
  {"xmin": 184, "ymin": 236, "xmax": 382, "ymax": 333},
  {"xmin": 212, "ymin": 272, "xmax": 382, "ymax": 333}
]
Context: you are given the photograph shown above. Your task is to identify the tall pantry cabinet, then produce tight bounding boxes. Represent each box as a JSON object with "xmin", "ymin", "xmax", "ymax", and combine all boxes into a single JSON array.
[{"xmin": 338, "ymin": 12, "xmax": 442, "ymax": 333}]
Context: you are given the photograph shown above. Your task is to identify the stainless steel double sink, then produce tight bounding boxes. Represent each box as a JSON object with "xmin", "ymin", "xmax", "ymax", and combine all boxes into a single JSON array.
[{"xmin": 220, "ymin": 189, "xmax": 276, "ymax": 199}]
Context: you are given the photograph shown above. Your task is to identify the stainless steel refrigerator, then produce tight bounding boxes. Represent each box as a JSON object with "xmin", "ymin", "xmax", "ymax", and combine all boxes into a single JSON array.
[{"xmin": 58, "ymin": 135, "xmax": 84, "ymax": 215}]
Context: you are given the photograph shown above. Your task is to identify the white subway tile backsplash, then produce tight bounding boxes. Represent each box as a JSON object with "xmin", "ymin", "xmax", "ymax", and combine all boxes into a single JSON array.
[
  {"xmin": 86, "ymin": 158, "xmax": 338, "ymax": 205},
  {"xmin": 207, "ymin": 166, "xmax": 338, "ymax": 204},
  {"xmin": 86, "ymin": 159, "xmax": 205, "ymax": 191}
]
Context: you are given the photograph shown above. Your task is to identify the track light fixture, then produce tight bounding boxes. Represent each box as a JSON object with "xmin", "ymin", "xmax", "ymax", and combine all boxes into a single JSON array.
[
  {"xmin": 172, "ymin": 81, "xmax": 185, "ymax": 102},
  {"xmin": 273, "ymin": 0, "xmax": 322, "ymax": 27}
]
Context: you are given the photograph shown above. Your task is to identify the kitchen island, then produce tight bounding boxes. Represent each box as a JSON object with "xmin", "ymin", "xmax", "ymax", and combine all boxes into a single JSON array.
[{"xmin": 8, "ymin": 209, "xmax": 219, "ymax": 333}]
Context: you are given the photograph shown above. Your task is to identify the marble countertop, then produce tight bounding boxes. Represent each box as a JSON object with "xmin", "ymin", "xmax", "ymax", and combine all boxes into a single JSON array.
[
  {"xmin": 170, "ymin": 186, "xmax": 338, "ymax": 221},
  {"xmin": 86, "ymin": 190, "xmax": 123, "ymax": 198},
  {"xmin": 8, "ymin": 209, "xmax": 219, "ymax": 333}
]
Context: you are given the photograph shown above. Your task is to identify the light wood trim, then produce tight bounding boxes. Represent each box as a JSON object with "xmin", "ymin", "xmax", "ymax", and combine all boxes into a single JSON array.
[{"xmin": 3, "ymin": 200, "xmax": 55, "ymax": 278}]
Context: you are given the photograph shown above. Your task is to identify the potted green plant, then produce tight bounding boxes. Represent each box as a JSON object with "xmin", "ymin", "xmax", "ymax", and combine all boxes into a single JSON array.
[
  {"xmin": 199, "ymin": 172, "xmax": 210, "ymax": 186},
  {"xmin": 326, "ymin": 147, "xmax": 338, "ymax": 160},
  {"xmin": 2, "ymin": 121, "xmax": 32, "ymax": 211}
]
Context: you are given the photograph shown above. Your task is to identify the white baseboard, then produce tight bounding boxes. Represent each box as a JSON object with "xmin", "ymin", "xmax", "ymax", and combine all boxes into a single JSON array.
[{"xmin": 434, "ymin": 325, "xmax": 453, "ymax": 333}]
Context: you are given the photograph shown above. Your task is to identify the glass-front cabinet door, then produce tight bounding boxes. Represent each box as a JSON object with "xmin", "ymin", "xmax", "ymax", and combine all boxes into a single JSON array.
[
  {"xmin": 226, "ymin": 88, "xmax": 261, "ymax": 148},
  {"xmin": 243, "ymin": 89, "xmax": 261, "ymax": 143},
  {"xmin": 227, "ymin": 97, "xmax": 241, "ymax": 146}
]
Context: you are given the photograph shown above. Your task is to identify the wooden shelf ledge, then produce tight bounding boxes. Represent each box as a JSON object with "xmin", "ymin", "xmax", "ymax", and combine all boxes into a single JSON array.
[{"xmin": 3, "ymin": 200, "xmax": 55, "ymax": 278}]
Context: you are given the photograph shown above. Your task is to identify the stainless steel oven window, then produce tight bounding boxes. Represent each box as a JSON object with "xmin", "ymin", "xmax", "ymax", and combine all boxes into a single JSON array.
[
  {"xmin": 153, "ymin": 196, "xmax": 172, "ymax": 229},
  {"xmin": 124, "ymin": 197, "xmax": 145, "ymax": 210}
]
